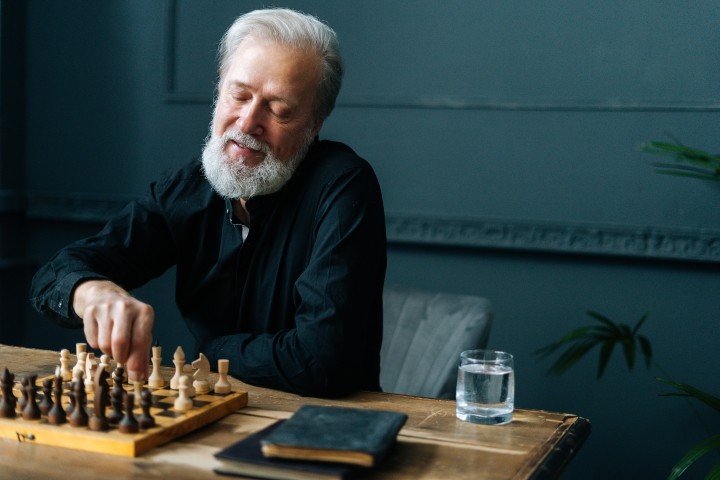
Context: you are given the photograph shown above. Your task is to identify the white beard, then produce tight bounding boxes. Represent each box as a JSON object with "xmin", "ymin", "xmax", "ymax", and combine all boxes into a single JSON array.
[{"xmin": 201, "ymin": 130, "xmax": 309, "ymax": 199}]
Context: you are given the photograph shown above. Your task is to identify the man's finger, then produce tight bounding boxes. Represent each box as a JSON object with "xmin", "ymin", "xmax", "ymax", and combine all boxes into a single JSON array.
[{"xmin": 126, "ymin": 303, "xmax": 154, "ymax": 381}]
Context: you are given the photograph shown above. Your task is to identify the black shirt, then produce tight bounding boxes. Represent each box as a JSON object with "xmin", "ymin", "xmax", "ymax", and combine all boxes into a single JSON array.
[{"xmin": 30, "ymin": 140, "xmax": 387, "ymax": 397}]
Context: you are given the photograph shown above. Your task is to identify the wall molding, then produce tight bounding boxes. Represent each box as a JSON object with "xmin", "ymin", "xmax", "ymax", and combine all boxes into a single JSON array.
[
  {"xmin": 386, "ymin": 214, "xmax": 720, "ymax": 264},
  {"xmin": 24, "ymin": 193, "xmax": 720, "ymax": 264}
]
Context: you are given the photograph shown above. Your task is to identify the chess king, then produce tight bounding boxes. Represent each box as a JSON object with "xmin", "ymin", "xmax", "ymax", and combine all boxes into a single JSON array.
[{"xmin": 29, "ymin": 8, "xmax": 386, "ymax": 397}]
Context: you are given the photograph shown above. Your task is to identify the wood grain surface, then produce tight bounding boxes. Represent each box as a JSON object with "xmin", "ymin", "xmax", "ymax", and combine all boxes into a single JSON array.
[{"xmin": 0, "ymin": 344, "xmax": 590, "ymax": 479}]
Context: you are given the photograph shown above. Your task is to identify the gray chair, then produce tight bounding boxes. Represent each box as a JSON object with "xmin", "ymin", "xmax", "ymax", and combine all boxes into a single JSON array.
[{"xmin": 380, "ymin": 285, "xmax": 493, "ymax": 398}]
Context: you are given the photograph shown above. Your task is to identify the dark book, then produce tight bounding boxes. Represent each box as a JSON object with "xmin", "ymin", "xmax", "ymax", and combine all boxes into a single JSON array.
[
  {"xmin": 260, "ymin": 405, "xmax": 408, "ymax": 467},
  {"xmin": 214, "ymin": 420, "xmax": 354, "ymax": 480}
]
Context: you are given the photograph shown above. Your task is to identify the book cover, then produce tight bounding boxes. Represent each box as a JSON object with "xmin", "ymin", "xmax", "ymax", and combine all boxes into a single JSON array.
[
  {"xmin": 260, "ymin": 405, "xmax": 408, "ymax": 467},
  {"xmin": 214, "ymin": 420, "xmax": 354, "ymax": 480}
]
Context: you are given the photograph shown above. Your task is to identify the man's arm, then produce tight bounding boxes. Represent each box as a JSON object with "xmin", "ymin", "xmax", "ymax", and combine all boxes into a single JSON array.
[
  {"xmin": 30, "ymin": 163, "xmax": 196, "ymax": 377},
  {"xmin": 73, "ymin": 279, "xmax": 154, "ymax": 381}
]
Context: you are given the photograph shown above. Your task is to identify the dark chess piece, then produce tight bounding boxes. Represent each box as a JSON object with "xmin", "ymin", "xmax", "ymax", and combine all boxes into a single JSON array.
[
  {"xmin": 16, "ymin": 376, "xmax": 28, "ymax": 414},
  {"xmin": 47, "ymin": 373, "xmax": 67, "ymax": 425},
  {"xmin": 108, "ymin": 367, "xmax": 125, "ymax": 425},
  {"xmin": 89, "ymin": 367, "xmax": 110, "ymax": 431},
  {"xmin": 66, "ymin": 380, "xmax": 76, "ymax": 415},
  {"xmin": 137, "ymin": 388, "xmax": 156, "ymax": 429},
  {"xmin": 0, "ymin": 367, "xmax": 17, "ymax": 418},
  {"xmin": 118, "ymin": 392, "xmax": 139, "ymax": 434},
  {"xmin": 38, "ymin": 377, "xmax": 54, "ymax": 416},
  {"xmin": 22, "ymin": 374, "xmax": 41, "ymax": 420},
  {"xmin": 69, "ymin": 380, "xmax": 89, "ymax": 427}
]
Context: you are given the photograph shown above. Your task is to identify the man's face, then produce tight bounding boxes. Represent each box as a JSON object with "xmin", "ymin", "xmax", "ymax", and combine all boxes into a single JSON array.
[{"xmin": 202, "ymin": 36, "xmax": 323, "ymax": 199}]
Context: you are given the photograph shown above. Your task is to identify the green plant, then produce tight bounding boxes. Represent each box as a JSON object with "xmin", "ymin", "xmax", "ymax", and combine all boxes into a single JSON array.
[
  {"xmin": 639, "ymin": 138, "xmax": 720, "ymax": 181},
  {"xmin": 535, "ymin": 311, "xmax": 720, "ymax": 479},
  {"xmin": 533, "ymin": 310, "xmax": 652, "ymax": 378},
  {"xmin": 659, "ymin": 379, "xmax": 720, "ymax": 480}
]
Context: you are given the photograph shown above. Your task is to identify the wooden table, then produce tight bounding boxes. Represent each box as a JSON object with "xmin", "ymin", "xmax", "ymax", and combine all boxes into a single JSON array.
[{"xmin": 0, "ymin": 345, "xmax": 589, "ymax": 479}]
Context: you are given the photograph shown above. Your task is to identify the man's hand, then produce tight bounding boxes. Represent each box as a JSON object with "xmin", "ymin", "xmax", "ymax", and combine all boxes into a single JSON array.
[{"xmin": 72, "ymin": 280, "xmax": 154, "ymax": 382}]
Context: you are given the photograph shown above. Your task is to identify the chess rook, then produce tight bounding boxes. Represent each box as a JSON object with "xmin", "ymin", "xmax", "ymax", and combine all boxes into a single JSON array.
[{"xmin": 214, "ymin": 359, "xmax": 231, "ymax": 394}]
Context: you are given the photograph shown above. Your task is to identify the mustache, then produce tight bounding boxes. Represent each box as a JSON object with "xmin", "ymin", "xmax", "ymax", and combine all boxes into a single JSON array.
[{"xmin": 221, "ymin": 131, "xmax": 271, "ymax": 155}]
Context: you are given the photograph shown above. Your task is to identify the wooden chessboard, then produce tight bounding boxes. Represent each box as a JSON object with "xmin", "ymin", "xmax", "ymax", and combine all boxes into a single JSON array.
[{"xmin": 0, "ymin": 374, "xmax": 247, "ymax": 457}]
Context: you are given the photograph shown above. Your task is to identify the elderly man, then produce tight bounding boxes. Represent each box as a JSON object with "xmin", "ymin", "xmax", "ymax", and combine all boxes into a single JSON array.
[{"xmin": 30, "ymin": 9, "xmax": 386, "ymax": 397}]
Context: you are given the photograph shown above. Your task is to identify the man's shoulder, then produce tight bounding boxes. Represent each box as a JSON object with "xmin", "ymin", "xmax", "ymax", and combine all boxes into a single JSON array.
[
  {"xmin": 304, "ymin": 140, "xmax": 375, "ymax": 177},
  {"xmin": 151, "ymin": 158, "xmax": 209, "ymax": 194},
  {"xmin": 311, "ymin": 139, "xmax": 363, "ymax": 162}
]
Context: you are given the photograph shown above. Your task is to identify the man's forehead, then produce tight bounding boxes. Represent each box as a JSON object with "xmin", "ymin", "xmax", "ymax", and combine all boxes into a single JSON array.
[{"xmin": 222, "ymin": 37, "xmax": 321, "ymax": 96}]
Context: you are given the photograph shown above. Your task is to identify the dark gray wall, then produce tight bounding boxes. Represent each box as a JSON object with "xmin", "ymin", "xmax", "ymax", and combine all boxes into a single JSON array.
[{"xmin": 4, "ymin": 1, "xmax": 719, "ymax": 478}]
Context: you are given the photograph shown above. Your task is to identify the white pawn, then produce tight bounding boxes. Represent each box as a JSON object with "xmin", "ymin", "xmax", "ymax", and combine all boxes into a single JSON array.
[
  {"xmin": 170, "ymin": 346, "xmax": 185, "ymax": 390},
  {"xmin": 72, "ymin": 363, "xmax": 85, "ymax": 384},
  {"xmin": 174, "ymin": 376, "xmax": 193, "ymax": 412},
  {"xmin": 214, "ymin": 359, "xmax": 231, "ymax": 394},
  {"xmin": 132, "ymin": 377, "xmax": 144, "ymax": 407},
  {"xmin": 85, "ymin": 352, "xmax": 97, "ymax": 389},
  {"xmin": 59, "ymin": 349, "xmax": 72, "ymax": 381},
  {"xmin": 99, "ymin": 354, "xmax": 112, "ymax": 373},
  {"xmin": 148, "ymin": 345, "xmax": 165, "ymax": 388},
  {"xmin": 72, "ymin": 351, "xmax": 87, "ymax": 382}
]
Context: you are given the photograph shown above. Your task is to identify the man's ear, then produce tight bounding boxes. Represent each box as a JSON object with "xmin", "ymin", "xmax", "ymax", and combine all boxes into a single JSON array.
[{"xmin": 311, "ymin": 120, "xmax": 324, "ymax": 139}]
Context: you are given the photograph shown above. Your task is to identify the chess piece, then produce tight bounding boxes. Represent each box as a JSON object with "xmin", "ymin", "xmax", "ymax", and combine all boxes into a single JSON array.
[
  {"xmin": 0, "ymin": 368, "xmax": 17, "ymax": 418},
  {"xmin": 89, "ymin": 367, "xmax": 110, "ymax": 431},
  {"xmin": 132, "ymin": 377, "xmax": 144, "ymax": 407},
  {"xmin": 148, "ymin": 344, "xmax": 165, "ymax": 388},
  {"xmin": 99, "ymin": 354, "xmax": 112, "ymax": 373},
  {"xmin": 66, "ymin": 380, "xmax": 76, "ymax": 415},
  {"xmin": 214, "ymin": 359, "xmax": 231, "ymax": 394},
  {"xmin": 59, "ymin": 349, "xmax": 73, "ymax": 381},
  {"xmin": 16, "ymin": 376, "xmax": 28, "ymax": 414},
  {"xmin": 191, "ymin": 353, "xmax": 211, "ymax": 394},
  {"xmin": 116, "ymin": 362, "xmax": 128, "ymax": 383},
  {"xmin": 108, "ymin": 367, "xmax": 125, "ymax": 425},
  {"xmin": 72, "ymin": 351, "xmax": 87, "ymax": 383},
  {"xmin": 47, "ymin": 368, "xmax": 67, "ymax": 425},
  {"xmin": 73, "ymin": 343, "xmax": 87, "ymax": 377},
  {"xmin": 69, "ymin": 380, "xmax": 89, "ymax": 427},
  {"xmin": 173, "ymin": 376, "xmax": 193, "ymax": 412},
  {"xmin": 137, "ymin": 388, "xmax": 156, "ymax": 429},
  {"xmin": 118, "ymin": 393, "xmax": 139, "ymax": 434},
  {"xmin": 85, "ymin": 352, "xmax": 97, "ymax": 389},
  {"xmin": 22, "ymin": 374, "xmax": 41, "ymax": 420},
  {"xmin": 38, "ymin": 377, "xmax": 54, "ymax": 416},
  {"xmin": 170, "ymin": 346, "xmax": 185, "ymax": 390}
]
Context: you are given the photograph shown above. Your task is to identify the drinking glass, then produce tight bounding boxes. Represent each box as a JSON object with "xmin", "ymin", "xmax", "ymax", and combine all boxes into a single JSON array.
[{"xmin": 456, "ymin": 349, "xmax": 514, "ymax": 425}]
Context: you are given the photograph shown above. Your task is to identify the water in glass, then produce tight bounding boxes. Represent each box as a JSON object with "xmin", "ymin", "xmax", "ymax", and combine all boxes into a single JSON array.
[{"xmin": 456, "ymin": 361, "xmax": 514, "ymax": 425}]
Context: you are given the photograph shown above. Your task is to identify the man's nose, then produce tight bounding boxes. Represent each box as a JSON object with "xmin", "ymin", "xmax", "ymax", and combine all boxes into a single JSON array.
[{"xmin": 237, "ymin": 100, "xmax": 264, "ymax": 136}]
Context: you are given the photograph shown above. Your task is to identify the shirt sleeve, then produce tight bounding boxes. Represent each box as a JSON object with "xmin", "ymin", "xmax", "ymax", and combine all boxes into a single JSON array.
[{"xmin": 29, "ymin": 173, "xmax": 182, "ymax": 327}]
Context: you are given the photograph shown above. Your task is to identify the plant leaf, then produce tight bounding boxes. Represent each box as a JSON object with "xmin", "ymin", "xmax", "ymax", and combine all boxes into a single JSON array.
[
  {"xmin": 586, "ymin": 310, "xmax": 621, "ymax": 333},
  {"xmin": 597, "ymin": 340, "xmax": 615, "ymax": 378},
  {"xmin": 658, "ymin": 378, "xmax": 720, "ymax": 412},
  {"xmin": 545, "ymin": 340, "xmax": 597, "ymax": 376},
  {"xmin": 621, "ymin": 337, "xmax": 635, "ymax": 370},
  {"xmin": 637, "ymin": 335, "xmax": 653, "ymax": 368},
  {"xmin": 666, "ymin": 434, "xmax": 720, "ymax": 480},
  {"xmin": 705, "ymin": 463, "xmax": 720, "ymax": 480},
  {"xmin": 532, "ymin": 326, "xmax": 594, "ymax": 358},
  {"xmin": 632, "ymin": 312, "xmax": 649, "ymax": 335}
]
